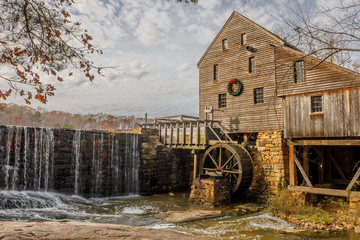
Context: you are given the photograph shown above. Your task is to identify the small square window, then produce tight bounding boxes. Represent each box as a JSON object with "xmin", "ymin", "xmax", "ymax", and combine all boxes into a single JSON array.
[
  {"xmin": 241, "ymin": 33, "xmax": 246, "ymax": 45},
  {"xmin": 213, "ymin": 64, "xmax": 218, "ymax": 81},
  {"xmin": 254, "ymin": 88, "xmax": 264, "ymax": 104},
  {"xmin": 222, "ymin": 39, "xmax": 228, "ymax": 50},
  {"xmin": 311, "ymin": 96, "xmax": 322, "ymax": 113},
  {"xmin": 218, "ymin": 94, "xmax": 226, "ymax": 108},
  {"xmin": 249, "ymin": 57, "xmax": 255, "ymax": 73},
  {"xmin": 294, "ymin": 60, "xmax": 304, "ymax": 83}
]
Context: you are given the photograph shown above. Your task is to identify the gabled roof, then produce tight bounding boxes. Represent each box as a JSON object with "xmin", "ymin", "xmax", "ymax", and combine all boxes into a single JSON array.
[{"xmin": 197, "ymin": 11, "xmax": 297, "ymax": 68}]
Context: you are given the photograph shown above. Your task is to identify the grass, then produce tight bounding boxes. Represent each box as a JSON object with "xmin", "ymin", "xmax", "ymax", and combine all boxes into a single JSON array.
[{"xmin": 266, "ymin": 189, "xmax": 360, "ymax": 229}]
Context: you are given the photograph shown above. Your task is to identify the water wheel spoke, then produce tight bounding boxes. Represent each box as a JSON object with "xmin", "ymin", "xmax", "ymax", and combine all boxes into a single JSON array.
[
  {"xmin": 221, "ymin": 153, "xmax": 235, "ymax": 169},
  {"xmin": 222, "ymin": 169, "xmax": 240, "ymax": 174},
  {"xmin": 232, "ymin": 161, "xmax": 239, "ymax": 168},
  {"xmin": 203, "ymin": 167, "xmax": 216, "ymax": 172},
  {"xmin": 231, "ymin": 173, "xmax": 238, "ymax": 181},
  {"xmin": 208, "ymin": 151, "xmax": 218, "ymax": 168},
  {"xmin": 219, "ymin": 146, "xmax": 222, "ymax": 167}
]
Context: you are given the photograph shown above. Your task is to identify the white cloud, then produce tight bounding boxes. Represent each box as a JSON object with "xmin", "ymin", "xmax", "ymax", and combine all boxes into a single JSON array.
[{"xmin": 3, "ymin": 0, "xmax": 296, "ymax": 118}]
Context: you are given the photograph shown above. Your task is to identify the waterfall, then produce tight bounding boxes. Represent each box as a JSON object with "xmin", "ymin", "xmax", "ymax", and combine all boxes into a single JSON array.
[
  {"xmin": 73, "ymin": 130, "xmax": 81, "ymax": 195},
  {"xmin": 0, "ymin": 125, "xmax": 141, "ymax": 197}
]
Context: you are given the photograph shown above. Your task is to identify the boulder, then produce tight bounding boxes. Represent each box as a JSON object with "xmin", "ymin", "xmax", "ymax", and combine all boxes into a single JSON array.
[
  {"xmin": 155, "ymin": 210, "xmax": 221, "ymax": 223},
  {"xmin": 234, "ymin": 203, "xmax": 264, "ymax": 213}
]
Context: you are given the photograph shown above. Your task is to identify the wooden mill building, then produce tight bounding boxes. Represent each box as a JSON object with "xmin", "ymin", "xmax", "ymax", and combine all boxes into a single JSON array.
[
  {"xmin": 144, "ymin": 11, "xmax": 360, "ymax": 201},
  {"xmin": 197, "ymin": 11, "xmax": 360, "ymax": 199}
]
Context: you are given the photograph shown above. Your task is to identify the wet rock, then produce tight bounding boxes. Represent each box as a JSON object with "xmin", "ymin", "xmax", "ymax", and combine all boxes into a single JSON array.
[
  {"xmin": 274, "ymin": 228, "xmax": 309, "ymax": 234},
  {"xmin": 0, "ymin": 221, "xmax": 212, "ymax": 240},
  {"xmin": 168, "ymin": 192, "xmax": 175, "ymax": 197},
  {"xmin": 155, "ymin": 210, "xmax": 221, "ymax": 223},
  {"xmin": 234, "ymin": 203, "xmax": 264, "ymax": 213}
]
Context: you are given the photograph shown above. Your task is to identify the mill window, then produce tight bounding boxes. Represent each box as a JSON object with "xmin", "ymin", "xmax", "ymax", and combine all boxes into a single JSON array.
[
  {"xmin": 213, "ymin": 64, "xmax": 218, "ymax": 81},
  {"xmin": 254, "ymin": 87, "xmax": 264, "ymax": 104},
  {"xmin": 222, "ymin": 39, "xmax": 228, "ymax": 50},
  {"xmin": 294, "ymin": 60, "xmax": 304, "ymax": 83},
  {"xmin": 249, "ymin": 57, "xmax": 255, "ymax": 73},
  {"xmin": 218, "ymin": 94, "xmax": 227, "ymax": 108},
  {"xmin": 241, "ymin": 33, "xmax": 246, "ymax": 45},
  {"xmin": 311, "ymin": 96, "xmax": 322, "ymax": 113}
]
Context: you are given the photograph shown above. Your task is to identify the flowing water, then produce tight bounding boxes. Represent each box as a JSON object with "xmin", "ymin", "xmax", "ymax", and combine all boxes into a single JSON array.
[
  {"xmin": 0, "ymin": 125, "xmax": 356, "ymax": 239},
  {"xmin": 0, "ymin": 125, "xmax": 140, "ymax": 197},
  {"xmin": 0, "ymin": 192, "xmax": 356, "ymax": 239}
]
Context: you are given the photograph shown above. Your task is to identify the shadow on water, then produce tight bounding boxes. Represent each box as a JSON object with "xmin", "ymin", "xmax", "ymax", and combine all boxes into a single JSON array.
[{"xmin": 0, "ymin": 191, "xmax": 357, "ymax": 240}]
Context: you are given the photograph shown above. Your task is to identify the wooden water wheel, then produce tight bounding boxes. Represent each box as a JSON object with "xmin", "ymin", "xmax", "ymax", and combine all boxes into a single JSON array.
[{"xmin": 201, "ymin": 143, "xmax": 253, "ymax": 195}]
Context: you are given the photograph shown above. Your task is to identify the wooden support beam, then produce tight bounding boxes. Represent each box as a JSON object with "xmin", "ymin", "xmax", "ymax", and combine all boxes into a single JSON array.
[
  {"xmin": 329, "ymin": 152, "xmax": 347, "ymax": 180},
  {"xmin": 193, "ymin": 151, "xmax": 198, "ymax": 179},
  {"xmin": 197, "ymin": 122, "xmax": 200, "ymax": 146},
  {"xmin": 303, "ymin": 147, "xmax": 309, "ymax": 177},
  {"xmin": 346, "ymin": 167, "xmax": 360, "ymax": 191},
  {"xmin": 203, "ymin": 121, "xmax": 207, "ymax": 146},
  {"xmin": 164, "ymin": 124, "xmax": 167, "ymax": 145},
  {"xmin": 288, "ymin": 139, "xmax": 360, "ymax": 146},
  {"xmin": 318, "ymin": 147, "xmax": 324, "ymax": 184},
  {"xmin": 288, "ymin": 186, "xmax": 360, "ymax": 198},
  {"xmin": 289, "ymin": 144, "xmax": 295, "ymax": 186},
  {"xmin": 294, "ymin": 155, "xmax": 313, "ymax": 188}
]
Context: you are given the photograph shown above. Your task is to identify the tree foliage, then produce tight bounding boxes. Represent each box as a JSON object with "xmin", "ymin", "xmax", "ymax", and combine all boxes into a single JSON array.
[{"xmin": 0, "ymin": 0, "xmax": 102, "ymax": 104}]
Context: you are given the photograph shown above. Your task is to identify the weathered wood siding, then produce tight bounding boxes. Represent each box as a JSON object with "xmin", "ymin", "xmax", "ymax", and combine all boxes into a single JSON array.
[
  {"xmin": 275, "ymin": 47, "xmax": 360, "ymax": 97},
  {"xmin": 198, "ymin": 13, "xmax": 283, "ymax": 133},
  {"xmin": 284, "ymin": 87, "xmax": 360, "ymax": 138}
]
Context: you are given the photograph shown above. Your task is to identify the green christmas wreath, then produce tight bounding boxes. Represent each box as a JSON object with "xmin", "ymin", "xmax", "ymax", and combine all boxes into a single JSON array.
[{"xmin": 227, "ymin": 78, "xmax": 242, "ymax": 96}]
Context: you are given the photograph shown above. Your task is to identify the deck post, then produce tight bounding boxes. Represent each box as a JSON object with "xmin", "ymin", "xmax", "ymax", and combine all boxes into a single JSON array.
[
  {"xmin": 182, "ymin": 122, "xmax": 186, "ymax": 145},
  {"xmin": 176, "ymin": 123, "xmax": 179, "ymax": 146},
  {"xmin": 189, "ymin": 122, "xmax": 193, "ymax": 145},
  {"xmin": 289, "ymin": 143, "xmax": 295, "ymax": 186},
  {"xmin": 158, "ymin": 124, "xmax": 162, "ymax": 142},
  {"xmin": 170, "ymin": 123, "xmax": 173, "ymax": 146},
  {"xmin": 164, "ymin": 124, "xmax": 167, "ymax": 145}
]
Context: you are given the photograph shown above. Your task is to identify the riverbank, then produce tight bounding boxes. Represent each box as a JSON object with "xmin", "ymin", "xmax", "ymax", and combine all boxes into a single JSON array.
[
  {"xmin": 0, "ymin": 221, "xmax": 212, "ymax": 240},
  {"xmin": 266, "ymin": 190, "xmax": 360, "ymax": 233}
]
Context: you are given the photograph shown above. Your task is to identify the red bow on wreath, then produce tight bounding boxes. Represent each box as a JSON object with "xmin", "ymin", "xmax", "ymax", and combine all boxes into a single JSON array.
[{"xmin": 230, "ymin": 79, "xmax": 236, "ymax": 91}]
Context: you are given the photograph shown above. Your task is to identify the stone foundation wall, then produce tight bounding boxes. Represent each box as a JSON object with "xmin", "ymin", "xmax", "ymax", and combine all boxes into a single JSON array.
[
  {"xmin": 189, "ymin": 178, "xmax": 231, "ymax": 206},
  {"xmin": 246, "ymin": 131, "xmax": 289, "ymax": 203},
  {"xmin": 139, "ymin": 134, "xmax": 193, "ymax": 195}
]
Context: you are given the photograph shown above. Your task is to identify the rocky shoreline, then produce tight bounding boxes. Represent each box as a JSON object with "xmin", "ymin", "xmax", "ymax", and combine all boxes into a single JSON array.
[{"xmin": 0, "ymin": 221, "xmax": 213, "ymax": 240}]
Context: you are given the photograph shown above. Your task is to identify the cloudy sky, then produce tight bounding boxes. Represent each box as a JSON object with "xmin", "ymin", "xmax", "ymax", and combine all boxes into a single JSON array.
[{"xmin": 1, "ymin": 0, "xmax": 345, "ymax": 118}]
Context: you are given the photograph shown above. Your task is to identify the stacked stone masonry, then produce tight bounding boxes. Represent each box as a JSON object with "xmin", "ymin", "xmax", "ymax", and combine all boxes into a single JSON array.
[
  {"xmin": 139, "ymin": 134, "xmax": 193, "ymax": 195},
  {"xmin": 189, "ymin": 178, "xmax": 231, "ymax": 206},
  {"xmin": 246, "ymin": 131, "xmax": 289, "ymax": 203}
]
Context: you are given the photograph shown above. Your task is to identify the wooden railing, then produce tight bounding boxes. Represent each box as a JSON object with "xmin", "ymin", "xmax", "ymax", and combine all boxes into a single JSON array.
[{"xmin": 141, "ymin": 115, "xmax": 232, "ymax": 147}]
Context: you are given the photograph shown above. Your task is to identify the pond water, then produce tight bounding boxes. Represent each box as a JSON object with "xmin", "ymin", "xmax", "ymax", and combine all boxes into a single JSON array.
[{"xmin": 0, "ymin": 191, "xmax": 357, "ymax": 240}]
